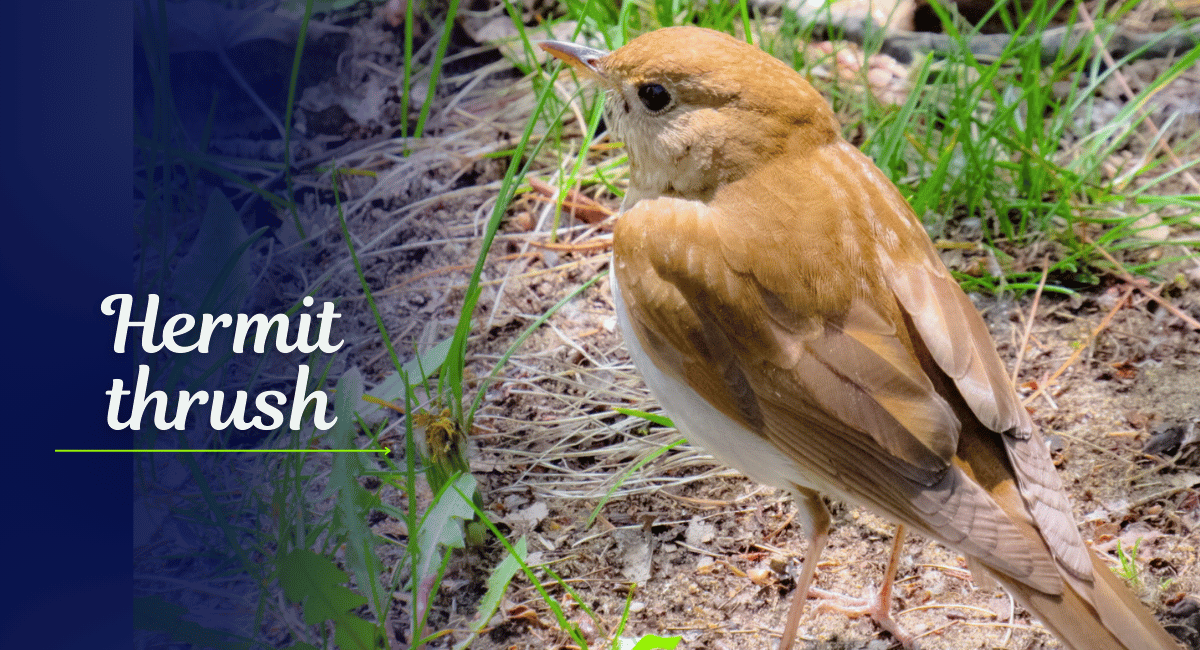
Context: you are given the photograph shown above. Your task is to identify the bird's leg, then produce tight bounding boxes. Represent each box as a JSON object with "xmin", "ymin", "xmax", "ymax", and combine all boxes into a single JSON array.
[
  {"xmin": 779, "ymin": 489, "xmax": 831, "ymax": 650},
  {"xmin": 812, "ymin": 524, "xmax": 915, "ymax": 648},
  {"xmin": 779, "ymin": 494, "xmax": 915, "ymax": 649}
]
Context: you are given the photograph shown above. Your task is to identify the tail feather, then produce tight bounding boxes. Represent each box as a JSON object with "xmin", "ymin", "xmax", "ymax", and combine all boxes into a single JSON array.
[{"xmin": 993, "ymin": 550, "xmax": 1180, "ymax": 650}]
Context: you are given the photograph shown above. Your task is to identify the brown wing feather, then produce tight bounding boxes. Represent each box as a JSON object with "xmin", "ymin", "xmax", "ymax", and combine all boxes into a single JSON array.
[{"xmin": 887, "ymin": 255, "xmax": 1031, "ymax": 436}]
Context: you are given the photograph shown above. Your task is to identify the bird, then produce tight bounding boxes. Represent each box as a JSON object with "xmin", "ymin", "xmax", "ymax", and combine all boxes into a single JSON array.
[{"xmin": 539, "ymin": 26, "xmax": 1181, "ymax": 650}]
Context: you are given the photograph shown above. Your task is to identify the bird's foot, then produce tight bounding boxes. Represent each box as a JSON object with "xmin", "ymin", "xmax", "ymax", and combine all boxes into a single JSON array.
[{"xmin": 810, "ymin": 587, "xmax": 916, "ymax": 649}]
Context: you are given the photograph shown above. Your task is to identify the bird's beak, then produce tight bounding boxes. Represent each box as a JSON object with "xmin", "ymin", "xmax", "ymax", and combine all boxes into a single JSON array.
[{"xmin": 538, "ymin": 40, "xmax": 609, "ymax": 79}]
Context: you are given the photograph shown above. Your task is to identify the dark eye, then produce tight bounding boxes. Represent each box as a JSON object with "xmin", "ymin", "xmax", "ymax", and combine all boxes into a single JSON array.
[{"xmin": 637, "ymin": 83, "xmax": 671, "ymax": 112}]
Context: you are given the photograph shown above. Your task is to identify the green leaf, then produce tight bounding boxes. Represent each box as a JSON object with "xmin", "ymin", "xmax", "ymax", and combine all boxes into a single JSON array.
[
  {"xmin": 277, "ymin": 549, "xmax": 368, "ymax": 621},
  {"xmin": 360, "ymin": 338, "xmax": 453, "ymax": 424},
  {"xmin": 613, "ymin": 407, "xmax": 674, "ymax": 428},
  {"xmin": 328, "ymin": 369, "xmax": 386, "ymax": 620},
  {"xmin": 617, "ymin": 634, "xmax": 683, "ymax": 650},
  {"xmin": 276, "ymin": 549, "xmax": 380, "ymax": 650},
  {"xmin": 172, "ymin": 188, "xmax": 256, "ymax": 313},
  {"xmin": 418, "ymin": 473, "xmax": 478, "ymax": 556},
  {"xmin": 453, "ymin": 537, "xmax": 529, "ymax": 650}
]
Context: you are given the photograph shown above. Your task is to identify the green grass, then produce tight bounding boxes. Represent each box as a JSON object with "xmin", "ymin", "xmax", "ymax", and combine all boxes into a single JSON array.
[
  {"xmin": 1115, "ymin": 537, "xmax": 1143, "ymax": 587},
  {"xmin": 136, "ymin": 0, "xmax": 657, "ymax": 643}
]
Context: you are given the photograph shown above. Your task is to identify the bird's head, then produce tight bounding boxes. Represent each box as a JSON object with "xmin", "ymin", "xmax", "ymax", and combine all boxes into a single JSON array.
[{"xmin": 540, "ymin": 26, "xmax": 842, "ymax": 202}]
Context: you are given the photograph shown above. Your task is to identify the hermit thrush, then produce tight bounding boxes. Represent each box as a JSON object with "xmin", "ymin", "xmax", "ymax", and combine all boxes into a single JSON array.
[{"xmin": 541, "ymin": 26, "xmax": 1180, "ymax": 650}]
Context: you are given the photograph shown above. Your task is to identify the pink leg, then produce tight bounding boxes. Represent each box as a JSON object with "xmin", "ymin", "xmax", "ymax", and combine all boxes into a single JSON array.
[
  {"xmin": 811, "ymin": 524, "xmax": 914, "ymax": 648},
  {"xmin": 779, "ymin": 488, "xmax": 830, "ymax": 650},
  {"xmin": 778, "ymin": 492, "xmax": 915, "ymax": 650}
]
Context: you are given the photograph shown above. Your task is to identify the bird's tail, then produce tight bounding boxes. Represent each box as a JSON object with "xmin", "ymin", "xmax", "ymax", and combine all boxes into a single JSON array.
[{"xmin": 993, "ymin": 549, "xmax": 1180, "ymax": 650}]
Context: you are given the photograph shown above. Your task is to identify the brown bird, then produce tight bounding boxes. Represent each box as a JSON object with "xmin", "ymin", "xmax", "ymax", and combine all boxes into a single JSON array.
[{"xmin": 540, "ymin": 26, "xmax": 1181, "ymax": 650}]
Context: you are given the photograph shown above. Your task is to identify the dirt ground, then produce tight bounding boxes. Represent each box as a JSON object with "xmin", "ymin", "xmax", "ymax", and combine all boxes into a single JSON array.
[{"xmin": 160, "ymin": 3, "xmax": 1200, "ymax": 649}]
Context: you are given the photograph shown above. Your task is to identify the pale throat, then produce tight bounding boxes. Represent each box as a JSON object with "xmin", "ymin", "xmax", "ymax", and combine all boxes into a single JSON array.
[
  {"xmin": 624, "ymin": 141, "xmax": 721, "ymax": 204},
  {"xmin": 612, "ymin": 104, "xmax": 723, "ymax": 203}
]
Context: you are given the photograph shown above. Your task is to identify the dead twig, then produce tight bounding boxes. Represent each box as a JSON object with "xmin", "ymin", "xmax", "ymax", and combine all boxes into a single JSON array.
[
  {"xmin": 1080, "ymin": 231, "xmax": 1200, "ymax": 331},
  {"xmin": 1011, "ymin": 259, "xmax": 1050, "ymax": 386},
  {"xmin": 1022, "ymin": 285, "xmax": 1134, "ymax": 407},
  {"xmin": 362, "ymin": 251, "xmax": 540, "ymax": 296},
  {"xmin": 528, "ymin": 236, "xmax": 613, "ymax": 253},
  {"xmin": 527, "ymin": 177, "xmax": 615, "ymax": 224}
]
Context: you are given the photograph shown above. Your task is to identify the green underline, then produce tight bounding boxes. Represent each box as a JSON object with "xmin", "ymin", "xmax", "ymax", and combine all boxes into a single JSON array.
[{"xmin": 54, "ymin": 449, "xmax": 385, "ymax": 453}]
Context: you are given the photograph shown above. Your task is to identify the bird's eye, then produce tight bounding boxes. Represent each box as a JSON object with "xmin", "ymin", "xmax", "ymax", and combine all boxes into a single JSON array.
[{"xmin": 637, "ymin": 83, "xmax": 671, "ymax": 112}]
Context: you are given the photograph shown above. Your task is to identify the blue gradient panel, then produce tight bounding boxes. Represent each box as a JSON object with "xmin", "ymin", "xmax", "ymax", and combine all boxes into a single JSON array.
[
  {"xmin": 0, "ymin": 3, "xmax": 133, "ymax": 649},
  {"xmin": 4, "ymin": 2, "xmax": 350, "ymax": 648}
]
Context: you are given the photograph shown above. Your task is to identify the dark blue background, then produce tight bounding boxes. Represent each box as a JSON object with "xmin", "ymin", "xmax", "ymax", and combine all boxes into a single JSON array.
[{"xmin": 0, "ymin": 3, "xmax": 133, "ymax": 646}]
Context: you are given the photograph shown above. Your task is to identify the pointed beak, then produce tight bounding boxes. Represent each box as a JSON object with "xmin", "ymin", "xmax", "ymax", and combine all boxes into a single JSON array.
[{"xmin": 538, "ymin": 40, "xmax": 609, "ymax": 79}]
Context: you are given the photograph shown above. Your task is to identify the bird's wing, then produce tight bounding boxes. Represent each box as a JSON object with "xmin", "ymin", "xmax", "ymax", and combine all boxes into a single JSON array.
[
  {"xmin": 878, "ymin": 202, "xmax": 1093, "ymax": 582},
  {"xmin": 788, "ymin": 139, "xmax": 1090, "ymax": 583},
  {"xmin": 614, "ymin": 189, "xmax": 1062, "ymax": 592},
  {"xmin": 883, "ymin": 213, "xmax": 1032, "ymax": 437}
]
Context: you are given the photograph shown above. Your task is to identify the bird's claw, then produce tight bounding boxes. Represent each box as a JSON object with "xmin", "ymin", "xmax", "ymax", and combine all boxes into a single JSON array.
[{"xmin": 811, "ymin": 586, "xmax": 916, "ymax": 649}]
